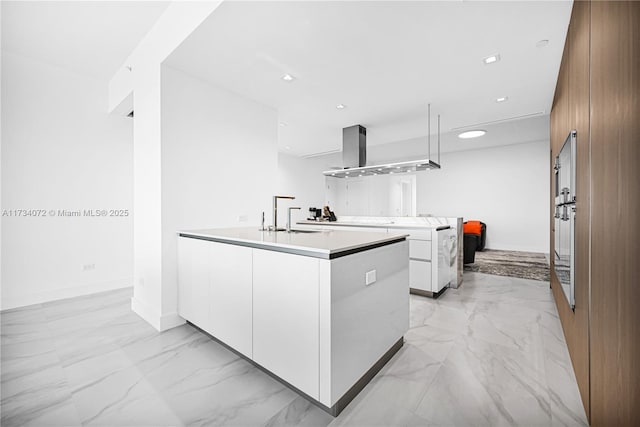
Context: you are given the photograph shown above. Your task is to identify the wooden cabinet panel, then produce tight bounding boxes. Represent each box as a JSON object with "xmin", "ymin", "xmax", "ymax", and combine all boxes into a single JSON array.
[
  {"xmin": 552, "ymin": 2, "xmax": 640, "ymax": 424},
  {"xmin": 550, "ymin": 0, "xmax": 591, "ymax": 419},
  {"xmin": 551, "ymin": 34, "xmax": 570, "ymax": 154},
  {"xmin": 589, "ymin": 2, "xmax": 640, "ymax": 425}
]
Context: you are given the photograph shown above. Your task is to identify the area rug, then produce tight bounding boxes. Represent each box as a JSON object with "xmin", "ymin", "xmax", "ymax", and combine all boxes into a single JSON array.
[{"xmin": 463, "ymin": 249, "xmax": 551, "ymax": 282}]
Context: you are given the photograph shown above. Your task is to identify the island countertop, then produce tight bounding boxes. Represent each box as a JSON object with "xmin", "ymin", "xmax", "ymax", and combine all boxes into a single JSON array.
[{"xmin": 178, "ymin": 227, "xmax": 408, "ymax": 259}]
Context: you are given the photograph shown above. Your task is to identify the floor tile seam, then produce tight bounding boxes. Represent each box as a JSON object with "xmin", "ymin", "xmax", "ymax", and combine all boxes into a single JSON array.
[
  {"xmin": 451, "ymin": 332, "xmax": 549, "ymax": 383},
  {"xmin": 0, "ymin": 389, "xmax": 81, "ymax": 427},
  {"xmin": 403, "ymin": 360, "xmax": 445, "ymax": 414},
  {"xmin": 67, "ymin": 365, "xmax": 177, "ymax": 427},
  {"xmin": 132, "ymin": 371, "xmax": 189, "ymax": 427}
]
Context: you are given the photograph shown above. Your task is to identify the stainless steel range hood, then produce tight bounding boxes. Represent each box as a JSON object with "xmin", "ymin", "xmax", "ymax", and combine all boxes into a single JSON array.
[{"xmin": 323, "ymin": 107, "xmax": 441, "ymax": 178}]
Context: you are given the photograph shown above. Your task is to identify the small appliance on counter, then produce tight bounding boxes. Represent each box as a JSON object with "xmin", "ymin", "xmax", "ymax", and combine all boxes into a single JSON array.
[
  {"xmin": 308, "ymin": 207, "xmax": 322, "ymax": 221},
  {"xmin": 323, "ymin": 206, "xmax": 337, "ymax": 222}
]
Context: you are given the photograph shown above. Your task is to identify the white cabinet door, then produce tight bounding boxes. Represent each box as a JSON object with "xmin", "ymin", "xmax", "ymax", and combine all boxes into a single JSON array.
[
  {"xmin": 209, "ymin": 243, "xmax": 253, "ymax": 358},
  {"xmin": 409, "ymin": 239, "xmax": 431, "ymax": 261},
  {"xmin": 177, "ymin": 237, "xmax": 211, "ymax": 329},
  {"xmin": 409, "ymin": 259, "xmax": 432, "ymax": 292},
  {"xmin": 252, "ymin": 250, "xmax": 320, "ymax": 399}
]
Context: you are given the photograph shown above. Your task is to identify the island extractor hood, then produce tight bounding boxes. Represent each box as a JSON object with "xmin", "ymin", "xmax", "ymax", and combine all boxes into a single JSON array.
[{"xmin": 323, "ymin": 108, "xmax": 441, "ymax": 178}]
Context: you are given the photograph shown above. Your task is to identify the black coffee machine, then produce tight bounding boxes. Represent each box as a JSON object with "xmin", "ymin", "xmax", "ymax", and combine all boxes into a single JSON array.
[{"xmin": 308, "ymin": 207, "xmax": 322, "ymax": 220}]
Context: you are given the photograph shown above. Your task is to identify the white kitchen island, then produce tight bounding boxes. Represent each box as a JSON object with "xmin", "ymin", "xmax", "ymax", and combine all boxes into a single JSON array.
[{"xmin": 177, "ymin": 227, "xmax": 409, "ymax": 416}]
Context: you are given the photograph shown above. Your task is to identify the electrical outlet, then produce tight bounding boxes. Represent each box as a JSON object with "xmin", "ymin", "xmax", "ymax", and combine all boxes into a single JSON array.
[
  {"xmin": 365, "ymin": 269, "xmax": 376, "ymax": 286},
  {"xmin": 238, "ymin": 214, "xmax": 248, "ymax": 223},
  {"xmin": 82, "ymin": 263, "xmax": 95, "ymax": 271}
]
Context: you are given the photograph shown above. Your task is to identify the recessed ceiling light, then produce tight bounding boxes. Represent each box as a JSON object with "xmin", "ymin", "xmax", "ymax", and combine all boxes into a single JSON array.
[
  {"xmin": 279, "ymin": 122, "xmax": 288, "ymax": 127},
  {"xmin": 496, "ymin": 96, "xmax": 508, "ymax": 103},
  {"xmin": 281, "ymin": 74, "xmax": 295, "ymax": 82},
  {"xmin": 345, "ymin": 171, "xmax": 350, "ymax": 174},
  {"xmin": 336, "ymin": 104, "xmax": 346, "ymax": 109},
  {"xmin": 285, "ymin": 146, "xmax": 291, "ymax": 150},
  {"xmin": 536, "ymin": 39, "xmax": 549, "ymax": 48},
  {"xmin": 483, "ymin": 54, "xmax": 500, "ymax": 65},
  {"xmin": 458, "ymin": 130, "xmax": 487, "ymax": 139}
]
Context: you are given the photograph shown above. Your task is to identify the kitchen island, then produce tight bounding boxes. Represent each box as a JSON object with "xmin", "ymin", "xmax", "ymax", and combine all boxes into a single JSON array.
[{"xmin": 177, "ymin": 227, "xmax": 409, "ymax": 416}]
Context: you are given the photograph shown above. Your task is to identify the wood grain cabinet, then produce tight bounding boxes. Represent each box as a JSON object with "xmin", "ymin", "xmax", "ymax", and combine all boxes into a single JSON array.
[{"xmin": 550, "ymin": 2, "xmax": 639, "ymax": 425}]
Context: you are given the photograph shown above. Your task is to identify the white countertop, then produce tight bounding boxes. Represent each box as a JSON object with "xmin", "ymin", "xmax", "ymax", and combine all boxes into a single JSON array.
[
  {"xmin": 297, "ymin": 219, "xmax": 450, "ymax": 230},
  {"xmin": 178, "ymin": 227, "xmax": 408, "ymax": 259}
]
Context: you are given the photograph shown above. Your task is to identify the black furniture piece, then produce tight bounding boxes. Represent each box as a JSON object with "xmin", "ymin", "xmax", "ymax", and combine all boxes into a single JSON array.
[
  {"xmin": 463, "ymin": 221, "xmax": 486, "ymax": 264},
  {"xmin": 464, "ymin": 234, "xmax": 480, "ymax": 264}
]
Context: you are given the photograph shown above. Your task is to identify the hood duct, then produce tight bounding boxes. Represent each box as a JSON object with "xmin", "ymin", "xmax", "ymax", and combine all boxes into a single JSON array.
[
  {"xmin": 342, "ymin": 125, "xmax": 367, "ymax": 168},
  {"xmin": 323, "ymin": 105, "xmax": 441, "ymax": 178}
]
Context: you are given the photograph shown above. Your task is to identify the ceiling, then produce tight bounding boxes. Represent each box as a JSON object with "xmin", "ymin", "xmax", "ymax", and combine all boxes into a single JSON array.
[
  {"xmin": 1, "ymin": 1, "xmax": 170, "ymax": 80},
  {"xmin": 166, "ymin": 0, "xmax": 572, "ymax": 157},
  {"xmin": 364, "ymin": 113, "xmax": 551, "ymax": 164}
]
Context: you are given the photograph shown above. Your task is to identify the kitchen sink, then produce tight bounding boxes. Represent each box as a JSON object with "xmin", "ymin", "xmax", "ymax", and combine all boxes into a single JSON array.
[{"xmin": 288, "ymin": 229, "xmax": 323, "ymax": 234}]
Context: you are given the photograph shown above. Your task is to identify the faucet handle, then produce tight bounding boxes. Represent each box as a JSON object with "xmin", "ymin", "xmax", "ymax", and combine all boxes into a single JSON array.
[{"xmin": 286, "ymin": 207, "xmax": 302, "ymax": 232}]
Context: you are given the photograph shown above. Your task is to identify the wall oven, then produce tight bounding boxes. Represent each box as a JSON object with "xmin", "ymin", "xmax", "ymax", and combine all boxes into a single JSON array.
[{"xmin": 554, "ymin": 130, "xmax": 577, "ymax": 309}]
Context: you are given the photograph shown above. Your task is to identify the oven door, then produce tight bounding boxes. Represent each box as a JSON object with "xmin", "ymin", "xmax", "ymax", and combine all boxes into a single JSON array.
[{"xmin": 554, "ymin": 204, "xmax": 575, "ymax": 309}]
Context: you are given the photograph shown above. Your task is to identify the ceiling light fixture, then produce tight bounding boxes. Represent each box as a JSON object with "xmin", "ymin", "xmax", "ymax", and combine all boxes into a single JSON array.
[
  {"xmin": 281, "ymin": 74, "xmax": 295, "ymax": 82},
  {"xmin": 279, "ymin": 122, "xmax": 288, "ymax": 127},
  {"xmin": 536, "ymin": 39, "xmax": 549, "ymax": 48},
  {"xmin": 483, "ymin": 54, "xmax": 501, "ymax": 65},
  {"xmin": 336, "ymin": 104, "xmax": 346, "ymax": 109},
  {"xmin": 496, "ymin": 96, "xmax": 509, "ymax": 103},
  {"xmin": 285, "ymin": 146, "xmax": 291, "ymax": 150},
  {"xmin": 458, "ymin": 130, "xmax": 487, "ymax": 139}
]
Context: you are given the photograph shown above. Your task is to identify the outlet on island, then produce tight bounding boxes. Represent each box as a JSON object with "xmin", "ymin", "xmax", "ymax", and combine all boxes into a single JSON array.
[{"xmin": 365, "ymin": 269, "xmax": 377, "ymax": 286}]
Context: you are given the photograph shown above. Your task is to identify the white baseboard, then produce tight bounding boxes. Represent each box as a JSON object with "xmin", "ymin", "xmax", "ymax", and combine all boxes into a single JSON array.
[
  {"xmin": 1, "ymin": 278, "xmax": 133, "ymax": 311},
  {"xmin": 131, "ymin": 296, "xmax": 185, "ymax": 332}
]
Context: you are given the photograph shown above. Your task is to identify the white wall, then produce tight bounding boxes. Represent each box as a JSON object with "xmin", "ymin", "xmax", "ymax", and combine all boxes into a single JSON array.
[
  {"xmin": 1, "ymin": 51, "xmax": 133, "ymax": 310},
  {"xmin": 161, "ymin": 65, "xmax": 278, "ymax": 315},
  {"xmin": 277, "ymin": 152, "xmax": 337, "ymax": 224},
  {"xmin": 415, "ymin": 141, "xmax": 549, "ymax": 252},
  {"xmin": 113, "ymin": 2, "xmax": 225, "ymax": 331},
  {"xmin": 277, "ymin": 140, "xmax": 549, "ymax": 252}
]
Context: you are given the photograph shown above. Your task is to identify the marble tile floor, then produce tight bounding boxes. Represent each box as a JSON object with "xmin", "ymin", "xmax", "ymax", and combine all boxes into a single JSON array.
[{"xmin": 1, "ymin": 272, "xmax": 588, "ymax": 427}]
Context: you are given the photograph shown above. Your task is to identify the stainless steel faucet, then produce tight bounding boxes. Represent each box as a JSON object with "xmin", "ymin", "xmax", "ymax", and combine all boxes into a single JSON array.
[
  {"xmin": 287, "ymin": 207, "xmax": 301, "ymax": 233},
  {"xmin": 273, "ymin": 195, "xmax": 295, "ymax": 231}
]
